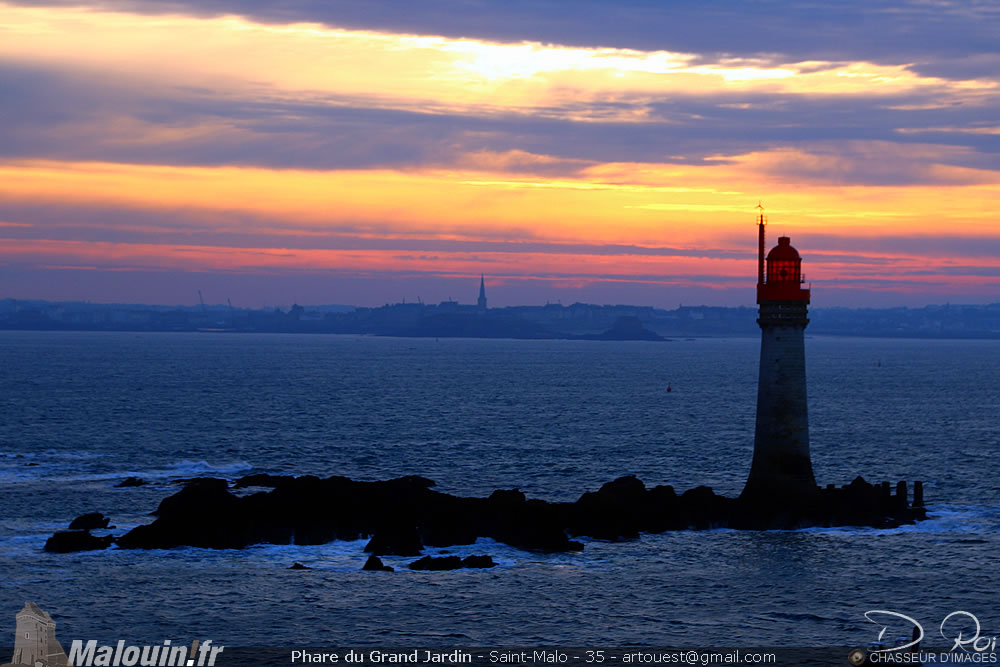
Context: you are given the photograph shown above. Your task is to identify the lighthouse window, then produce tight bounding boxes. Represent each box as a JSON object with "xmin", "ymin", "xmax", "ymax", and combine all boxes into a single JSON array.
[{"xmin": 768, "ymin": 259, "xmax": 800, "ymax": 283}]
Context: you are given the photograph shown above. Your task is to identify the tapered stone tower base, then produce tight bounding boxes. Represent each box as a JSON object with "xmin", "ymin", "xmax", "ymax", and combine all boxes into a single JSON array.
[{"xmin": 742, "ymin": 300, "xmax": 817, "ymax": 500}]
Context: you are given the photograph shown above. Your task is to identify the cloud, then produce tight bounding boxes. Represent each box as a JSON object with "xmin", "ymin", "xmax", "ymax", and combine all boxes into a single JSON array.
[
  {"xmin": 1, "ymin": 1, "xmax": 999, "ymax": 307},
  {"xmin": 4, "ymin": 58, "xmax": 1000, "ymax": 187},
  {"xmin": 1, "ymin": 4, "xmax": 995, "ymax": 117},
  {"xmin": 796, "ymin": 233, "xmax": 1000, "ymax": 260},
  {"xmin": 2, "ymin": 1, "xmax": 999, "ymax": 182},
  {"xmin": 2, "ymin": 150, "xmax": 999, "ymax": 257},
  {"xmin": 728, "ymin": 142, "xmax": 1000, "ymax": 186},
  {"xmin": 6, "ymin": 0, "xmax": 1000, "ymax": 65}
]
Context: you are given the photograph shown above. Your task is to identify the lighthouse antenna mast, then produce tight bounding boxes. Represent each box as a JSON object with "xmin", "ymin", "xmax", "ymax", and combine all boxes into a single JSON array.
[{"xmin": 756, "ymin": 202, "xmax": 766, "ymax": 288}]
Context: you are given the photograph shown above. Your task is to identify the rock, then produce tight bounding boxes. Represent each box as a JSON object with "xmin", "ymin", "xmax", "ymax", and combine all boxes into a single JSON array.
[
  {"xmin": 44, "ymin": 530, "xmax": 113, "ymax": 553},
  {"xmin": 488, "ymin": 489, "xmax": 526, "ymax": 505},
  {"xmin": 461, "ymin": 555, "xmax": 496, "ymax": 568},
  {"xmin": 678, "ymin": 486, "xmax": 734, "ymax": 529},
  {"xmin": 288, "ymin": 562, "xmax": 311, "ymax": 570},
  {"xmin": 395, "ymin": 475, "xmax": 436, "ymax": 489},
  {"xmin": 68, "ymin": 512, "xmax": 110, "ymax": 530},
  {"xmin": 117, "ymin": 477, "xmax": 247, "ymax": 549},
  {"xmin": 569, "ymin": 475, "xmax": 647, "ymax": 540},
  {"xmin": 362, "ymin": 555, "xmax": 394, "ymax": 572},
  {"xmin": 170, "ymin": 476, "xmax": 222, "ymax": 486},
  {"xmin": 599, "ymin": 475, "xmax": 647, "ymax": 500},
  {"xmin": 117, "ymin": 474, "xmax": 446, "ymax": 550},
  {"xmin": 848, "ymin": 475, "xmax": 872, "ymax": 491},
  {"xmin": 408, "ymin": 555, "xmax": 464, "ymax": 571},
  {"xmin": 418, "ymin": 494, "xmax": 480, "ymax": 547},
  {"xmin": 574, "ymin": 316, "xmax": 665, "ymax": 341},
  {"xmin": 364, "ymin": 524, "xmax": 423, "ymax": 556},
  {"xmin": 80, "ymin": 471, "xmax": 924, "ymax": 556},
  {"xmin": 484, "ymin": 497, "xmax": 583, "ymax": 552},
  {"xmin": 115, "ymin": 477, "xmax": 146, "ymax": 488},
  {"xmin": 152, "ymin": 477, "xmax": 233, "ymax": 517},
  {"xmin": 234, "ymin": 473, "xmax": 295, "ymax": 489},
  {"xmin": 408, "ymin": 554, "xmax": 495, "ymax": 570},
  {"xmin": 642, "ymin": 484, "xmax": 681, "ymax": 532}
]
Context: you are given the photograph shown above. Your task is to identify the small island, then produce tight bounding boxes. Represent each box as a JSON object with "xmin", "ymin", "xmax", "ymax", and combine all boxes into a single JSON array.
[
  {"xmin": 45, "ymin": 472, "xmax": 925, "ymax": 561},
  {"xmin": 572, "ymin": 315, "xmax": 665, "ymax": 341}
]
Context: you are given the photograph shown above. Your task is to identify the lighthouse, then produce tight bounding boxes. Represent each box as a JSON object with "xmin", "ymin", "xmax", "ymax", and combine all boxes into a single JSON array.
[{"xmin": 742, "ymin": 207, "xmax": 818, "ymax": 500}]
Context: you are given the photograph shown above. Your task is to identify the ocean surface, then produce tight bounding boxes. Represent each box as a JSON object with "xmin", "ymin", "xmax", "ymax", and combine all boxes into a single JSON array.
[{"xmin": 1, "ymin": 331, "xmax": 998, "ymax": 649}]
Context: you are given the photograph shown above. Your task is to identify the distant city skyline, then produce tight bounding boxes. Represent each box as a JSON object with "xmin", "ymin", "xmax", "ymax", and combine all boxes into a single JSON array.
[
  {"xmin": 1, "ymin": 1, "xmax": 999, "ymax": 308},
  {"xmin": 2, "ymin": 269, "xmax": 998, "ymax": 310}
]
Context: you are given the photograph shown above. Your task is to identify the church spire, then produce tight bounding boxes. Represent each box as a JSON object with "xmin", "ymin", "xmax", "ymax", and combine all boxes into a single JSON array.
[{"xmin": 477, "ymin": 274, "xmax": 487, "ymax": 310}]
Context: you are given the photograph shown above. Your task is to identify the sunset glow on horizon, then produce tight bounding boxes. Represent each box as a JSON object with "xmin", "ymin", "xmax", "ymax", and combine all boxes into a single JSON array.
[{"xmin": 2, "ymin": 1, "xmax": 999, "ymax": 307}]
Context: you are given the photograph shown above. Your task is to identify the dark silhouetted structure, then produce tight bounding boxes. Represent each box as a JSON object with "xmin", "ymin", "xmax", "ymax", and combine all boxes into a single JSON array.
[
  {"xmin": 742, "ymin": 208, "xmax": 817, "ymax": 500},
  {"xmin": 477, "ymin": 274, "xmax": 488, "ymax": 311}
]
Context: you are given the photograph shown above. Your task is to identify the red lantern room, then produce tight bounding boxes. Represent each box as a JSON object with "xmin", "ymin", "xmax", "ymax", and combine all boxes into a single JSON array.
[
  {"xmin": 767, "ymin": 237, "xmax": 802, "ymax": 284},
  {"xmin": 756, "ymin": 217, "xmax": 809, "ymax": 303}
]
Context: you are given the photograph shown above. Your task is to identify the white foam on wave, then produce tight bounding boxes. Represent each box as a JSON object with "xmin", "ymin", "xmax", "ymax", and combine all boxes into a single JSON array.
[
  {"xmin": 905, "ymin": 503, "xmax": 1000, "ymax": 534},
  {"xmin": 788, "ymin": 503, "xmax": 1000, "ymax": 537},
  {"xmin": 0, "ymin": 455, "xmax": 252, "ymax": 484},
  {"xmin": 140, "ymin": 459, "xmax": 254, "ymax": 480},
  {"xmin": 0, "ymin": 449, "xmax": 107, "ymax": 460},
  {"xmin": 64, "ymin": 458, "xmax": 254, "ymax": 483}
]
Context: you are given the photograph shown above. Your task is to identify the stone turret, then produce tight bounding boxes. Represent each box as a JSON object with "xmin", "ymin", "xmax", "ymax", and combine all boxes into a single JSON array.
[{"xmin": 6, "ymin": 602, "xmax": 69, "ymax": 667}]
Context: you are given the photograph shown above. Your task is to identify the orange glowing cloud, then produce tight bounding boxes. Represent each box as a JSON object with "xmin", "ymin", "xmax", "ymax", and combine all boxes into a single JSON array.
[
  {"xmin": 1, "ymin": 150, "xmax": 999, "ymax": 250},
  {"xmin": 1, "ymin": 147, "xmax": 999, "ymax": 303}
]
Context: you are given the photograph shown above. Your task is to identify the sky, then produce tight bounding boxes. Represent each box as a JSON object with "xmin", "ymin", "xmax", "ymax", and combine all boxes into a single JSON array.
[{"xmin": 1, "ymin": 1, "xmax": 999, "ymax": 308}]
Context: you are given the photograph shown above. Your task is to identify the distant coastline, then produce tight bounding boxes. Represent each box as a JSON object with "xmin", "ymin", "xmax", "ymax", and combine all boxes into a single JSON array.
[{"xmin": 2, "ymin": 298, "xmax": 999, "ymax": 339}]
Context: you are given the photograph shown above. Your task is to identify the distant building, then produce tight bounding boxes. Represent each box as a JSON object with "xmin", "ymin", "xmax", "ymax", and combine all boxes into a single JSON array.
[
  {"xmin": 5, "ymin": 602, "xmax": 69, "ymax": 667},
  {"xmin": 477, "ymin": 274, "xmax": 488, "ymax": 311}
]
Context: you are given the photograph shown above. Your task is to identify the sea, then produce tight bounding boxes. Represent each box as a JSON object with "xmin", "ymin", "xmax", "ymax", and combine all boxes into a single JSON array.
[{"xmin": 0, "ymin": 331, "xmax": 998, "ymax": 652}]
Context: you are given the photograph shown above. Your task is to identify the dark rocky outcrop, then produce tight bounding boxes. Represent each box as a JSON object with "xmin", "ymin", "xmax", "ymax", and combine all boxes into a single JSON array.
[
  {"xmin": 112, "ymin": 475, "xmax": 586, "ymax": 553},
  {"xmin": 288, "ymin": 562, "xmax": 311, "ymax": 570},
  {"xmin": 364, "ymin": 524, "xmax": 423, "ymax": 556},
  {"xmin": 234, "ymin": 473, "xmax": 296, "ymax": 489},
  {"xmin": 45, "ymin": 530, "xmax": 113, "ymax": 553},
  {"xmin": 568, "ymin": 475, "xmax": 648, "ymax": 539},
  {"xmin": 730, "ymin": 476, "xmax": 921, "ymax": 530},
  {"xmin": 573, "ymin": 316, "xmax": 665, "ymax": 341},
  {"xmin": 460, "ymin": 555, "xmax": 496, "ymax": 569},
  {"xmin": 408, "ymin": 555, "xmax": 497, "ymax": 570},
  {"xmin": 408, "ymin": 556, "xmax": 463, "ymax": 570},
  {"xmin": 115, "ymin": 475, "xmax": 447, "ymax": 551},
  {"xmin": 115, "ymin": 477, "xmax": 147, "ymax": 488},
  {"xmin": 47, "ymin": 472, "xmax": 924, "ymax": 555},
  {"xmin": 69, "ymin": 512, "xmax": 110, "ymax": 530},
  {"xmin": 362, "ymin": 555, "xmax": 394, "ymax": 572}
]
